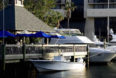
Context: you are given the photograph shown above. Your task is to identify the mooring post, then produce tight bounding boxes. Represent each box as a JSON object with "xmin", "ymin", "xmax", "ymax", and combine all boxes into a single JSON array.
[
  {"xmin": 22, "ymin": 43, "xmax": 26, "ymax": 61},
  {"xmin": 58, "ymin": 44, "xmax": 61, "ymax": 55},
  {"xmin": 2, "ymin": 44, "xmax": 6, "ymax": 72},
  {"xmin": 87, "ymin": 44, "xmax": 89, "ymax": 68},
  {"xmin": 104, "ymin": 39, "xmax": 106, "ymax": 49},
  {"xmin": 73, "ymin": 44, "xmax": 76, "ymax": 62},
  {"xmin": 42, "ymin": 44, "xmax": 44, "ymax": 57}
]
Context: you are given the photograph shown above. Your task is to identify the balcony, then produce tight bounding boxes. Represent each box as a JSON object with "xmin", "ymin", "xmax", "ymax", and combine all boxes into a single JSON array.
[
  {"xmin": 88, "ymin": 0, "xmax": 116, "ymax": 4},
  {"xmin": 88, "ymin": 4, "xmax": 116, "ymax": 9},
  {"xmin": 86, "ymin": 9, "xmax": 116, "ymax": 17},
  {"xmin": 88, "ymin": 0, "xmax": 108, "ymax": 4}
]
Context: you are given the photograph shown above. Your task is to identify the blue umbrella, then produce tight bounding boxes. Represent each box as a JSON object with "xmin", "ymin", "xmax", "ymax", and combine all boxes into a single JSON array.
[
  {"xmin": 15, "ymin": 33, "xmax": 35, "ymax": 44},
  {"xmin": 33, "ymin": 31, "xmax": 51, "ymax": 38},
  {"xmin": 0, "ymin": 30, "xmax": 15, "ymax": 38},
  {"xmin": 16, "ymin": 34, "xmax": 34, "ymax": 37},
  {"xmin": 50, "ymin": 35, "xmax": 65, "ymax": 39}
]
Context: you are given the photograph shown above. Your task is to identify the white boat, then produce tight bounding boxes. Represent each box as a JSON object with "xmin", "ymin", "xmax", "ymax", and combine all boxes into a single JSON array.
[
  {"xmin": 49, "ymin": 29, "xmax": 94, "ymax": 44},
  {"xmin": 89, "ymin": 35, "xmax": 116, "ymax": 62},
  {"xmin": 105, "ymin": 29, "xmax": 116, "ymax": 60},
  {"xmin": 49, "ymin": 28, "xmax": 116, "ymax": 63},
  {"xmin": 109, "ymin": 29, "xmax": 116, "ymax": 45},
  {"xmin": 89, "ymin": 48, "xmax": 116, "ymax": 63},
  {"xmin": 30, "ymin": 56, "xmax": 85, "ymax": 72}
]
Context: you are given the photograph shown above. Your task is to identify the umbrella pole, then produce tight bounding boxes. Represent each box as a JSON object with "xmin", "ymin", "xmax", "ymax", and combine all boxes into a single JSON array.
[
  {"xmin": 23, "ymin": 37, "xmax": 25, "ymax": 44},
  {"xmin": 47, "ymin": 38, "xmax": 49, "ymax": 45}
]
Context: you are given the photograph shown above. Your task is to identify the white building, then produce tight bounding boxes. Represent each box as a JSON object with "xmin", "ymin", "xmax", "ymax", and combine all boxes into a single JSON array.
[{"xmin": 84, "ymin": 0, "xmax": 116, "ymax": 41}]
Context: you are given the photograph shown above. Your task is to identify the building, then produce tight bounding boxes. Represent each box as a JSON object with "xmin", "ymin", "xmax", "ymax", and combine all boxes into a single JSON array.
[
  {"xmin": 84, "ymin": 0, "xmax": 116, "ymax": 41},
  {"xmin": 53, "ymin": 0, "xmax": 71, "ymax": 17},
  {"xmin": 0, "ymin": 0, "xmax": 53, "ymax": 33},
  {"xmin": 54, "ymin": 0, "xmax": 85, "ymax": 33}
]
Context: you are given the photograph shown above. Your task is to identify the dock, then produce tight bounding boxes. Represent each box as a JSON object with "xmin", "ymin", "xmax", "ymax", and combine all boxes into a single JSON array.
[{"xmin": 0, "ymin": 44, "xmax": 88, "ymax": 71}]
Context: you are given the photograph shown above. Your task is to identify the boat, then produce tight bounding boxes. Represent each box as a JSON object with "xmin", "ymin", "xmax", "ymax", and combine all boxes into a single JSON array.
[
  {"xmin": 49, "ymin": 28, "xmax": 94, "ymax": 44},
  {"xmin": 49, "ymin": 28, "xmax": 116, "ymax": 63},
  {"xmin": 89, "ymin": 48, "xmax": 116, "ymax": 63},
  {"xmin": 30, "ymin": 56, "xmax": 85, "ymax": 72},
  {"xmin": 105, "ymin": 29, "xmax": 116, "ymax": 60},
  {"xmin": 108, "ymin": 29, "xmax": 116, "ymax": 45},
  {"xmin": 89, "ymin": 35, "xmax": 116, "ymax": 63}
]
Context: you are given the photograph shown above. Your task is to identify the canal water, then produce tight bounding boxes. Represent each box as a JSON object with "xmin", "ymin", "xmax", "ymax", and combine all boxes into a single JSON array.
[{"xmin": 1, "ymin": 62, "xmax": 116, "ymax": 78}]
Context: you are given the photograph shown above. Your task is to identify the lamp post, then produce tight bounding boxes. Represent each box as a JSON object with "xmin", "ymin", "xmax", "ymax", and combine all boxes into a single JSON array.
[
  {"xmin": 107, "ymin": 0, "xmax": 110, "ymax": 42},
  {"xmin": 2, "ymin": 0, "xmax": 5, "ymax": 44},
  {"xmin": 1, "ymin": 0, "xmax": 6, "ymax": 73}
]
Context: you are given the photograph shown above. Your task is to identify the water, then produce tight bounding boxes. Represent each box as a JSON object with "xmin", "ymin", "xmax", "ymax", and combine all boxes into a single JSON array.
[
  {"xmin": 1, "ymin": 62, "xmax": 116, "ymax": 78},
  {"xmin": 36, "ymin": 63, "xmax": 116, "ymax": 78}
]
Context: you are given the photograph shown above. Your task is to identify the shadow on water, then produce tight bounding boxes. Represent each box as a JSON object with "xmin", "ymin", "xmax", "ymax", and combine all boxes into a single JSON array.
[
  {"xmin": 0, "ymin": 61, "xmax": 38, "ymax": 78},
  {"xmin": 1, "ymin": 62, "xmax": 116, "ymax": 78},
  {"xmin": 86, "ymin": 63, "xmax": 116, "ymax": 78}
]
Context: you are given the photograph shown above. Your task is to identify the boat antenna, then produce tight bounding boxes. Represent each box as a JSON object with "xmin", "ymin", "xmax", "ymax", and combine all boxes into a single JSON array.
[{"xmin": 2, "ymin": 0, "xmax": 5, "ymax": 44}]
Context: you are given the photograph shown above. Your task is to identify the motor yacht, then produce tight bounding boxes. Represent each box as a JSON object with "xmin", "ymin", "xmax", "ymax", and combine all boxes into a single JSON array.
[{"xmin": 49, "ymin": 28, "xmax": 116, "ymax": 63}]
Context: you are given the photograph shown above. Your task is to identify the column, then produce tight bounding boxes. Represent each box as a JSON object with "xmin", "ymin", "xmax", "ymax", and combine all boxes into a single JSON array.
[
  {"xmin": 84, "ymin": 18, "xmax": 95, "ymax": 41},
  {"xmin": 107, "ymin": 16, "xmax": 109, "ymax": 42}
]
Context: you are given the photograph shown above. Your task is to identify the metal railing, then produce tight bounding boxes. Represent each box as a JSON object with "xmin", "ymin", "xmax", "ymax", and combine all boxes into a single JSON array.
[{"xmin": 0, "ymin": 44, "xmax": 87, "ymax": 55}]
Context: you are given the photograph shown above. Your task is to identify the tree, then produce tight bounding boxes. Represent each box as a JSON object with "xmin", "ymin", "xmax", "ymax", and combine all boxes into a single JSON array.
[
  {"xmin": 0, "ymin": 0, "xmax": 8, "ymax": 10},
  {"xmin": 65, "ymin": 1, "xmax": 76, "ymax": 28},
  {"xmin": 0, "ymin": 0, "xmax": 3, "ymax": 10},
  {"xmin": 24, "ymin": 0, "xmax": 63, "ymax": 27},
  {"xmin": 55, "ymin": 11, "xmax": 64, "ymax": 28},
  {"xmin": 44, "ymin": 10, "xmax": 64, "ymax": 28},
  {"xmin": 0, "ymin": 0, "xmax": 64, "ymax": 27}
]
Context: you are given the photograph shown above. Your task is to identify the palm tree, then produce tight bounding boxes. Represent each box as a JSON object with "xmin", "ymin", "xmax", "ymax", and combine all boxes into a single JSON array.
[
  {"xmin": 55, "ymin": 12, "xmax": 64, "ymax": 28},
  {"xmin": 65, "ymin": 1, "xmax": 76, "ymax": 28}
]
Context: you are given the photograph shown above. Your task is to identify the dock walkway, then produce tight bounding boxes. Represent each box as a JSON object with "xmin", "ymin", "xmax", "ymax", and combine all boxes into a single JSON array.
[{"xmin": 0, "ymin": 44, "xmax": 87, "ymax": 63}]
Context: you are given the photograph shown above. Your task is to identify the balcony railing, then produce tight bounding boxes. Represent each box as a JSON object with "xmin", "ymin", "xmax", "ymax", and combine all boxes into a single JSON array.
[
  {"xmin": 88, "ymin": 0, "xmax": 108, "ymax": 3},
  {"xmin": 88, "ymin": 0, "xmax": 116, "ymax": 3}
]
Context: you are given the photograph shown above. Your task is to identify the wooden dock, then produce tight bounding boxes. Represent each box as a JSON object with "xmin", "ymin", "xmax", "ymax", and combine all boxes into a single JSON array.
[{"xmin": 0, "ymin": 44, "xmax": 88, "ymax": 71}]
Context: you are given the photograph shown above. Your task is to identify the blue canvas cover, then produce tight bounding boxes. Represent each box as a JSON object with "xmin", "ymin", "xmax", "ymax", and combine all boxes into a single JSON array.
[
  {"xmin": 0, "ymin": 30, "xmax": 15, "ymax": 38},
  {"xmin": 33, "ymin": 31, "xmax": 51, "ymax": 38},
  {"xmin": 16, "ymin": 34, "xmax": 33, "ymax": 37},
  {"xmin": 50, "ymin": 35, "xmax": 65, "ymax": 39}
]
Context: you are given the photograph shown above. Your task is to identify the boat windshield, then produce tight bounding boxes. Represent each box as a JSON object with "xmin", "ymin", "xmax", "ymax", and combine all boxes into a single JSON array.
[{"xmin": 55, "ymin": 29, "xmax": 82, "ymax": 36}]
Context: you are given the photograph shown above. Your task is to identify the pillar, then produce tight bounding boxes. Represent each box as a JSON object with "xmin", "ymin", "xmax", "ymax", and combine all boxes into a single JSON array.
[{"xmin": 85, "ymin": 18, "xmax": 95, "ymax": 41}]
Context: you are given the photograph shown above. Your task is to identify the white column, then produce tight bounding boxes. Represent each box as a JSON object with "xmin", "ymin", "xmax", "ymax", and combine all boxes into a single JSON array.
[
  {"xmin": 84, "ymin": 18, "xmax": 95, "ymax": 41},
  {"xmin": 108, "ymin": 0, "xmax": 109, "ymax": 8},
  {"xmin": 107, "ymin": 0, "xmax": 110, "ymax": 42},
  {"xmin": 107, "ymin": 16, "xmax": 110, "ymax": 42}
]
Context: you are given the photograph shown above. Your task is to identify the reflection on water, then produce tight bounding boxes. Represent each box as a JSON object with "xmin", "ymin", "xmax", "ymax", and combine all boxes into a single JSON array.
[
  {"xmin": 36, "ymin": 63, "xmax": 116, "ymax": 78},
  {"xmin": 87, "ymin": 63, "xmax": 116, "ymax": 78},
  {"xmin": 1, "ymin": 62, "xmax": 116, "ymax": 78},
  {"xmin": 37, "ymin": 70, "xmax": 86, "ymax": 78}
]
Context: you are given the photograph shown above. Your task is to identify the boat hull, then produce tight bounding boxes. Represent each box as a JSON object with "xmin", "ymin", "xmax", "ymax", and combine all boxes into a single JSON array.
[
  {"xmin": 89, "ymin": 52, "xmax": 116, "ymax": 63},
  {"xmin": 31, "ymin": 60, "xmax": 85, "ymax": 72}
]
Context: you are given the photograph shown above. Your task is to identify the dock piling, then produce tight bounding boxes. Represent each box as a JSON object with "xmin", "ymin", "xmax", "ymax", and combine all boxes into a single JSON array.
[
  {"xmin": 22, "ymin": 44, "xmax": 26, "ymax": 61},
  {"xmin": 1, "ymin": 44, "xmax": 6, "ymax": 72},
  {"xmin": 73, "ymin": 45, "xmax": 76, "ymax": 62},
  {"xmin": 87, "ymin": 44, "xmax": 89, "ymax": 68}
]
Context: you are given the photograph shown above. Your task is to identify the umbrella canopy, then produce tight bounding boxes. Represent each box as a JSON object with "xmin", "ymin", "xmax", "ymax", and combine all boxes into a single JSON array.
[
  {"xmin": 16, "ymin": 34, "xmax": 34, "ymax": 37},
  {"xmin": 0, "ymin": 30, "xmax": 15, "ymax": 38},
  {"xmin": 33, "ymin": 31, "xmax": 51, "ymax": 38}
]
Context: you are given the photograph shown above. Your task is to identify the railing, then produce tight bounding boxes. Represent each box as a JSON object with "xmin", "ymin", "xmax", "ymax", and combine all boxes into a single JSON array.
[
  {"xmin": 88, "ymin": 0, "xmax": 116, "ymax": 8},
  {"xmin": 2, "ymin": 44, "xmax": 87, "ymax": 55},
  {"xmin": 88, "ymin": 0, "xmax": 108, "ymax": 3}
]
